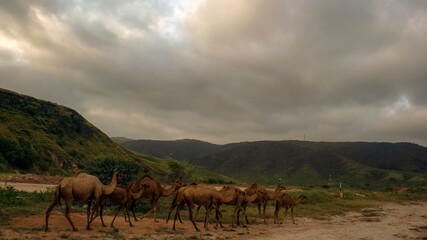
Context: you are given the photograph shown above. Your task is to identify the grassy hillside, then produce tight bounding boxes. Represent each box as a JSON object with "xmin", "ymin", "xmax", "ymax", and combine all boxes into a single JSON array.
[
  {"xmin": 0, "ymin": 88, "xmax": 233, "ymax": 185},
  {"xmin": 116, "ymin": 139, "xmax": 427, "ymax": 189},
  {"xmin": 0, "ymin": 88, "xmax": 162, "ymax": 176},
  {"xmin": 114, "ymin": 138, "xmax": 224, "ymax": 160}
]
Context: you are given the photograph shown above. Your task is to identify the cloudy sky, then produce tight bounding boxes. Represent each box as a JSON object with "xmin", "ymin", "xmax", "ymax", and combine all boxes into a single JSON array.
[{"xmin": 1, "ymin": 0, "xmax": 427, "ymax": 146}]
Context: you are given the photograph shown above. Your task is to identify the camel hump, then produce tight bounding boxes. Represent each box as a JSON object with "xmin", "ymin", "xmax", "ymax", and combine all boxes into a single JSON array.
[
  {"xmin": 141, "ymin": 175, "xmax": 153, "ymax": 180},
  {"xmin": 75, "ymin": 170, "xmax": 85, "ymax": 176},
  {"xmin": 249, "ymin": 183, "xmax": 258, "ymax": 188}
]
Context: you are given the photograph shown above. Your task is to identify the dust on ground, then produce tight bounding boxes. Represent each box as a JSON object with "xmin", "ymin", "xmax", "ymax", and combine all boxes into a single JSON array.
[{"xmin": 0, "ymin": 202, "xmax": 425, "ymax": 240}]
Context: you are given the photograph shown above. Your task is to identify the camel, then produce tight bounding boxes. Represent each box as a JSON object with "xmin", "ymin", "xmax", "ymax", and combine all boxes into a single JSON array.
[
  {"xmin": 99, "ymin": 183, "xmax": 149, "ymax": 228},
  {"xmin": 172, "ymin": 184, "xmax": 238, "ymax": 231},
  {"xmin": 236, "ymin": 188, "xmax": 265, "ymax": 225},
  {"xmin": 166, "ymin": 184, "xmax": 193, "ymax": 224},
  {"xmin": 129, "ymin": 175, "xmax": 184, "ymax": 222},
  {"xmin": 274, "ymin": 194, "xmax": 306, "ymax": 224},
  {"xmin": 194, "ymin": 186, "xmax": 250, "ymax": 227},
  {"xmin": 168, "ymin": 184, "xmax": 249, "ymax": 228},
  {"xmin": 45, "ymin": 171, "xmax": 123, "ymax": 232},
  {"xmin": 240, "ymin": 183, "xmax": 286, "ymax": 224}
]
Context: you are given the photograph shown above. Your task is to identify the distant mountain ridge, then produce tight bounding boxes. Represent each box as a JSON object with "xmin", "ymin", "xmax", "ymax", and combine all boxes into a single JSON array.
[{"xmin": 114, "ymin": 138, "xmax": 427, "ymax": 188}]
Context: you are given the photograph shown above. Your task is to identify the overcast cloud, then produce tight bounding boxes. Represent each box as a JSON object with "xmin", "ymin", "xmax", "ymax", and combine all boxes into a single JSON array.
[{"xmin": 1, "ymin": 0, "xmax": 427, "ymax": 146}]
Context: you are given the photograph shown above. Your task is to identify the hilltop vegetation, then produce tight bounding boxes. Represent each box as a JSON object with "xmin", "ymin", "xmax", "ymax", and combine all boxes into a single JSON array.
[
  {"xmin": 0, "ymin": 88, "xmax": 232, "ymax": 185},
  {"xmin": 115, "ymin": 139, "xmax": 427, "ymax": 189}
]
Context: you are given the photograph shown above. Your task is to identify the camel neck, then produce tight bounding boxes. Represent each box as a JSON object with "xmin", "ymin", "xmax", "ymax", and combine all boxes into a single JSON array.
[
  {"xmin": 102, "ymin": 173, "xmax": 118, "ymax": 195},
  {"xmin": 161, "ymin": 183, "xmax": 179, "ymax": 196}
]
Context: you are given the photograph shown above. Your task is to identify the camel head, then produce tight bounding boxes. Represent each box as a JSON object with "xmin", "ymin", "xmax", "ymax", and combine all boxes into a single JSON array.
[
  {"xmin": 173, "ymin": 180, "xmax": 185, "ymax": 188},
  {"xmin": 275, "ymin": 185, "xmax": 286, "ymax": 192},
  {"xmin": 114, "ymin": 172, "xmax": 125, "ymax": 183}
]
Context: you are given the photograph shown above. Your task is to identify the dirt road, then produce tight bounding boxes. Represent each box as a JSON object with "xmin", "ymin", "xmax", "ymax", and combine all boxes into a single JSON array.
[
  {"xmin": 0, "ymin": 202, "xmax": 425, "ymax": 239},
  {"xmin": 0, "ymin": 181, "xmax": 56, "ymax": 192}
]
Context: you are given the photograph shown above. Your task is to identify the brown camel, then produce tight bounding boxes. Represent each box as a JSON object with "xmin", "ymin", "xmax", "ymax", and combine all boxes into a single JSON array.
[
  {"xmin": 172, "ymin": 184, "xmax": 237, "ymax": 231},
  {"xmin": 240, "ymin": 183, "xmax": 286, "ymax": 223},
  {"xmin": 129, "ymin": 175, "xmax": 184, "ymax": 222},
  {"xmin": 236, "ymin": 188, "xmax": 265, "ymax": 225},
  {"xmin": 274, "ymin": 194, "xmax": 306, "ymax": 224},
  {"xmin": 194, "ymin": 186, "xmax": 250, "ymax": 227},
  {"xmin": 166, "ymin": 184, "xmax": 193, "ymax": 224},
  {"xmin": 45, "ymin": 171, "xmax": 123, "ymax": 232},
  {"xmin": 99, "ymin": 183, "xmax": 149, "ymax": 228}
]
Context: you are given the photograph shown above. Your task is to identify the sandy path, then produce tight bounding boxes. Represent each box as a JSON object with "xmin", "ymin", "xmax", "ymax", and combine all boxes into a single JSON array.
[
  {"xmin": 0, "ymin": 181, "xmax": 56, "ymax": 192},
  {"xmin": 0, "ymin": 202, "xmax": 425, "ymax": 239}
]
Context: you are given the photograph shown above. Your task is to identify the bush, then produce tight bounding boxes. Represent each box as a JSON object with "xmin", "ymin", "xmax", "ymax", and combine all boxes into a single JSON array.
[{"xmin": 83, "ymin": 157, "xmax": 147, "ymax": 185}]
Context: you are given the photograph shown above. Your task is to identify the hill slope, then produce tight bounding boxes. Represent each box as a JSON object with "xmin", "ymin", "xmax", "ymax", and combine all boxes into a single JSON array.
[
  {"xmin": 112, "ymin": 138, "xmax": 224, "ymax": 160},
  {"xmin": 0, "ymin": 88, "xmax": 234, "ymax": 185},
  {"xmin": 116, "ymin": 139, "xmax": 427, "ymax": 188},
  {"xmin": 0, "ymin": 88, "xmax": 152, "ymax": 175}
]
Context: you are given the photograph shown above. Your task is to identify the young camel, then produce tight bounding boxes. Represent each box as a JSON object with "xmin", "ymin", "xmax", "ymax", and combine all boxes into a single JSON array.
[
  {"xmin": 99, "ymin": 184, "xmax": 149, "ymax": 228},
  {"xmin": 129, "ymin": 175, "xmax": 185, "ymax": 222},
  {"xmin": 45, "ymin": 172, "xmax": 123, "ymax": 232},
  {"xmin": 274, "ymin": 194, "xmax": 306, "ymax": 224},
  {"xmin": 241, "ymin": 183, "xmax": 286, "ymax": 224},
  {"xmin": 172, "ymin": 184, "xmax": 237, "ymax": 231}
]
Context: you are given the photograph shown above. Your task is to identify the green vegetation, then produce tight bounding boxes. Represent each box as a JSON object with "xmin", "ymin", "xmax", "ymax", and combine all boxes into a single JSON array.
[
  {"xmin": 116, "ymin": 139, "xmax": 427, "ymax": 189},
  {"xmin": 0, "ymin": 88, "xmax": 233, "ymax": 185}
]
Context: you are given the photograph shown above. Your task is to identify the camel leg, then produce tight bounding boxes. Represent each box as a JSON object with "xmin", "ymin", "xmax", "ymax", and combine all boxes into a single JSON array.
[
  {"xmin": 64, "ymin": 199, "xmax": 78, "ymax": 232},
  {"xmin": 291, "ymin": 206, "xmax": 295, "ymax": 224},
  {"xmin": 187, "ymin": 201, "xmax": 199, "ymax": 232},
  {"xmin": 110, "ymin": 205, "xmax": 122, "ymax": 228},
  {"xmin": 204, "ymin": 206, "xmax": 210, "ymax": 230},
  {"xmin": 274, "ymin": 206, "xmax": 282, "ymax": 224},
  {"xmin": 173, "ymin": 201, "xmax": 185, "ymax": 231},
  {"xmin": 45, "ymin": 195, "xmax": 59, "ymax": 232},
  {"xmin": 262, "ymin": 203, "xmax": 267, "ymax": 224},
  {"xmin": 195, "ymin": 205, "xmax": 202, "ymax": 221},
  {"xmin": 284, "ymin": 207, "xmax": 288, "ymax": 223},
  {"xmin": 166, "ymin": 205, "xmax": 175, "ymax": 223},
  {"xmin": 130, "ymin": 200, "xmax": 138, "ymax": 221},
  {"xmin": 141, "ymin": 200, "xmax": 155, "ymax": 220},
  {"xmin": 214, "ymin": 206, "xmax": 224, "ymax": 229},
  {"xmin": 125, "ymin": 205, "xmax": 134, "ymax": 227},
  {"xmin": 238, "ymin": 206, "xmax": 249, "ymax": 227},
  {"xmin": 100, "ymin": 200, "xmax": 106, "ymax": 227},
  {"xmin": 153, "ymin": 199, "xmax": 159, "ymax": 222},
  {"xmin": 244, "ymin": 205, "xmax": 250, "ymax": 224},
  {"xmin": 86, "ymin": 200, "xmax": 93, "ymax": 230},
  {"xmin": 89, "ymin": 200, "xmax": 100, "ymax": 225}
]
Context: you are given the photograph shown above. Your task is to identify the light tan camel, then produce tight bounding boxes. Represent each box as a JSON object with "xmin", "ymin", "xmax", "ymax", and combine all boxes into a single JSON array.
[
  {"xmin": 129, "ymin": 175, "xmax": 184, "ymax": 222},
  {"xmin": 172, "ymin": 184, "xmax": 237, "ymax": 231},
  {"xmin": 99, "ymin": 183, "xmax": 149, "ymax": 228},
  {"xmin": 274, "ymin": 194, "xmax": 306, "ymax": 224},
  {"xmin": 240, "ymin": 183, "xmax": 286, "ymax": 223},
  {"xmin": 45, "ymin": 172, "xmax": 123, "ymax": 232}
]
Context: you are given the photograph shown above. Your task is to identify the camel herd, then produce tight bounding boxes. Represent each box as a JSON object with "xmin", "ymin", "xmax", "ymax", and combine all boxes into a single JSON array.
[{"xmin": 44, "ymin": 171, "xmax": 306, "ymax": 232}]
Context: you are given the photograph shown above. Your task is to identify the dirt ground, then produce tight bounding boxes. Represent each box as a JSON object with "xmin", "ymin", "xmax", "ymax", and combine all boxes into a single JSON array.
[{"xmin": 0, "ymin": 202, "xmax": 425, "ymax": 240}]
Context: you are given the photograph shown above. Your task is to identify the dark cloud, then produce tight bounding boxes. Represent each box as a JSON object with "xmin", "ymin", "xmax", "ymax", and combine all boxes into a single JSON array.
[{"xmin": 0, "ymin": 0, "xmax": 426, "ymax": 146}]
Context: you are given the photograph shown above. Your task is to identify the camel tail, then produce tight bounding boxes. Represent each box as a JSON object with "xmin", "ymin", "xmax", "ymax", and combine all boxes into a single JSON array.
[{"xmin": 54, "ymin": 184, "xmax": 62, "ymax": 207}]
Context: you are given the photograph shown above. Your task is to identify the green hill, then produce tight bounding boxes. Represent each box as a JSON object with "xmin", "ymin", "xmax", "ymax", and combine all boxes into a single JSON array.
[
  {"xmin": 116, "ymin": 139, "xmax": 427, "ymax": 189},
  {"xmin": 0, "ymin": 88, "xmax": 232, "ymax": 184}
]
